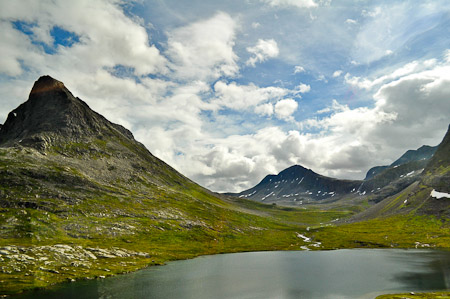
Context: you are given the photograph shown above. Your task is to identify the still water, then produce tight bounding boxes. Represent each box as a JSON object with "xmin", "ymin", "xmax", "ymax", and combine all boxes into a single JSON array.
[{"xmin": 20, "ymin": 249, "xmax": 450, "ymax": 299}]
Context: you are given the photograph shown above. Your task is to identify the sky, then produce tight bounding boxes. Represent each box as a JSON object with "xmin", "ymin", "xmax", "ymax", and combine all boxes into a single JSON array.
[{"xmin": 0, "ymin": 0, "xmax": 449, "ymax": 193}]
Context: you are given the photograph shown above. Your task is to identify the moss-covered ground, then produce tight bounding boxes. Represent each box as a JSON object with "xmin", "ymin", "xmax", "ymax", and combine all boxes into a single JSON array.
[
  {"xmin": 1, "ymin": 146, "xmax": 449, "ymax": 297},
  {"xmin": 376, "ymin": 291, "xmax": 450, "ymax": 298}
]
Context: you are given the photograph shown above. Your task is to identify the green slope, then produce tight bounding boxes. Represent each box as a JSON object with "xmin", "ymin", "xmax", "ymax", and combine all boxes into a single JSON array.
[
  {"xmin": 349, "ymin": 125, "xmax": 450, "ymax": 221},
  {"xmin": 0, "ymin": 77, "xmax": 449, "ymax": 296},
  {"xmin": 0, "ymin": 77, "xmax": 310, "ymax": 294}
]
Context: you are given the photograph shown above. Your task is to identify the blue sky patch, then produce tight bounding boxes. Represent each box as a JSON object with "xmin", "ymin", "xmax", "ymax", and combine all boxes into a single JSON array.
[
  {"xmin": 50, "ymin": 26, "xmax": 80, "ymax": 48},
  {"xmin": 12, "ymin": 21, "xmax": 80, "ymax": 54}
]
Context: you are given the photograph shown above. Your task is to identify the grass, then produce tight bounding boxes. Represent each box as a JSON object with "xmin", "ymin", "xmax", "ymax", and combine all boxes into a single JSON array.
[
  {"xmin": 2, "ymin": 201, "xmax": 449, "ymax": 295},
  {"xmin": 314, "ymin": 215, "xmax": 450, "ymax": 249},
  {"xmin": 1, "ymin": 145, "xmax": 449, "ymax": 296},
  {"xmin": 376, "ymin": 291, "xmax": 450, "ymax": 299}
]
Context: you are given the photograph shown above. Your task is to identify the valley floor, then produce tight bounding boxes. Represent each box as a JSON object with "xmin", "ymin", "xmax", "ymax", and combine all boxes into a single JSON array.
[{"xmin": 1, "ymin": 197, "xmax": 449, "ymax": 296}]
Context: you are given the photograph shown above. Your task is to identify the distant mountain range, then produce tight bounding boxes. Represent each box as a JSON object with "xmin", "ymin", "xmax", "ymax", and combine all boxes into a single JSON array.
[
  {"xmin": 351, "ymin": 125, "xmax": 450, "ymax": 221},
  {"xmin": 229, "ymin": 133, "xmax": 445, "ymax": 207},
  {"xmin": 364, "ymin": 145, "xmax": 437, "ymax": 180}
]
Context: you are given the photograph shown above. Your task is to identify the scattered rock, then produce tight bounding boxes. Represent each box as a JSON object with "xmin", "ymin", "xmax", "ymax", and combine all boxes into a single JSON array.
[{"xmin": 0, "ymin": 244, "xmax": 150, "ymax": 276}]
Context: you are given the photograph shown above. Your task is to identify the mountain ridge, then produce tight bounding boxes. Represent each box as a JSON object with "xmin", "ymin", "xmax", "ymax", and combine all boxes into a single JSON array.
[
  {"xmin": 228, "ymin": 164, "xmax": 363, "ymax": 204},
  {"xmin": 349, "ymin": 125, "xmax": 450, "ymax": 221},
  {"xmin": 0, "ymin": 75, "xmax": 199, "ymax": 191},
  {"xmin": 0, "ymin": 76, "xmax": 134, "ymax": 150},
  {"xmin": 364, "ymin": 145, "xmax": 437, "ymax": 180},
  {"xmin": 230, "ymin": 135, "xmax": 445, "ymax": 206}
]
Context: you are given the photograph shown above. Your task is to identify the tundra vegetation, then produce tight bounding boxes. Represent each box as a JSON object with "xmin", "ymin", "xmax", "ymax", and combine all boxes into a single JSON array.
[{"xmin": 0, "ymin": 77, "xmax": 449, "ymax": 296}]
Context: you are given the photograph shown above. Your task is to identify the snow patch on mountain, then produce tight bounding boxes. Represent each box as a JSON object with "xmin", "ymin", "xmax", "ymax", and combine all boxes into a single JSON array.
[{"xmin": 430, "ymin": 189, "xmax": 450, "ymax": 199}]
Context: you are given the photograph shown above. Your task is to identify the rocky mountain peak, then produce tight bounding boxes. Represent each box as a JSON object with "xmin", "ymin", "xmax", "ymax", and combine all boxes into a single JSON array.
[
  {"xmin": 0, "ymin": 76, "xmax": 134, "ymax": 149},
  {"xmin": 29, "ymin": 75, "xmax": 66, "ymax": 96}
]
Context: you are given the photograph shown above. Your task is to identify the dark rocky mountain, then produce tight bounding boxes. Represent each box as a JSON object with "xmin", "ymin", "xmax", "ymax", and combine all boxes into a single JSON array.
[
  {"xmin": 228, "ymin": 165, "xmax": 363, "ymax": 205},
  {"xmin": 0, "ymin": 75, "xmax": 194, "ymax": 192},
  {"xmin": 364, "ymin": 165, "xmax": 388, "ymax": 180},
  {"xmin": 421, "ymin": 124, "xmax": 450, "ymax": 195},
  {"xmin": 364, "ymin": 145, "xmax": 437, "ymax": 180},
  {"xmin": 0, "ymin": 76, "xmax": 132, "ymax": 148},
  {"xmin": 231, "ymin": 136, "xmax": 444, "ymax": 206},
  {"xmin": 350, "ymin": 125, "xmax": 450, "ymax": 221}
]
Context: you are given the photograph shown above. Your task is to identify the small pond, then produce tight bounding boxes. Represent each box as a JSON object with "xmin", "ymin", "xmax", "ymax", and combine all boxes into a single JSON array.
[{"xmin": 19, "ymin": 249, "xmax": 450, "ymax": 299}]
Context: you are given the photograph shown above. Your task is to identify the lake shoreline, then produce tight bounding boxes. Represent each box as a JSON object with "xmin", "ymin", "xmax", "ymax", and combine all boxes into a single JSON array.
[
  {"xmin": 11, "ymin": 248, "xmax": 450, "ymax": 299},
  {"xmin": 3, "ymin": 214, "xmax": 450, "ymax": 296}
]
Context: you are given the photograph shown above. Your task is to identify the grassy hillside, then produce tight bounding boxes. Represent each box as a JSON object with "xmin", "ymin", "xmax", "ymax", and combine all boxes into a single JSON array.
[
  {"xmin": 1, "ymin": 77, "xmax": 448, "ymax": 296},
  {"xmin": 1, "ymin": 144, "xmax": 449, "ymax": 295},
  {"xmin": 2, "ymin": 144, "xmax": 448, "ymax": 295},
  {"xmin": 376, "ymin": 291, "xmax": 450, "ymax": 299}
]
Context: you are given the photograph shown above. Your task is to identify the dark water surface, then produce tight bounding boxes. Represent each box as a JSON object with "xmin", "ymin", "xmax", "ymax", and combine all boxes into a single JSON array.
[{"xmin": 19, "ymin": 249, "xmax": 450, "ymax": 299}]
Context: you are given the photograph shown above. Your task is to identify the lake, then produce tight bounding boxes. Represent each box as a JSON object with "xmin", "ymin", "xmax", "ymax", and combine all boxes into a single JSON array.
[{"xmin": 19, "ymin": 249, "xmax": 450, "ymax": 299}]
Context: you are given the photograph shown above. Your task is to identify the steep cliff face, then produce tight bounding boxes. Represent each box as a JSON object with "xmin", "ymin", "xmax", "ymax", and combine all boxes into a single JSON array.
[
  {"xmin": 422, "ymin": 125, "xmax": 450, "ymax": 192},
  {"xmin": 0, "ymin": 76, "xmax": 132, "ymax": 149},
  {"xmin": 365, "ymin": 145, "xmax": 437, "ymax": 180},
  {"xmin": 0, "ymin": 75, "xmax": 193, "ymax": 190},
  {"xmin": 349, "ymin": 126, "xmax": 450, "ymax": 221}
]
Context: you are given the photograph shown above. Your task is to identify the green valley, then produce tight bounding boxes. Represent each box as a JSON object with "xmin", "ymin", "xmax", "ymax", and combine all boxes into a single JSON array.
[{"xmin": 0, "ymin": 76, "xmax": 449, "ymax": 296}]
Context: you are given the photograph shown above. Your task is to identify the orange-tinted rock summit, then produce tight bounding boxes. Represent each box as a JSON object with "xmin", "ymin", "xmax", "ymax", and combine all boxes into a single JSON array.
[{"xmin": 0, "ymin": 75, "xmax": 133, "ymax": 149}]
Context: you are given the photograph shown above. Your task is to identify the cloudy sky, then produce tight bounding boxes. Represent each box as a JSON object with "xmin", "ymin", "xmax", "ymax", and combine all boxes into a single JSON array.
[{"xmin": 1, "ymin": 0, "xmax": 449, "ymax": 192}]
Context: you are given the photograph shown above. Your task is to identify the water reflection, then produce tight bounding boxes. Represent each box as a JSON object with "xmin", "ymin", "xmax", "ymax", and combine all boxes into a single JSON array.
[
  {"xmin": 388, "ymin": 250, "xmax": 450, "ymax": 290},
  {"xmin": 18, "ymin": 249, "xmax": 450, "ymax": 299}
]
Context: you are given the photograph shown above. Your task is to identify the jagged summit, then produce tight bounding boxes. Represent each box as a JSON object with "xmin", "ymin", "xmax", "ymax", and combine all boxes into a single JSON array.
[
  {"xmin": 29, "ymin": 75, "xmax": 66, "ymax": 96},
  {"xmin": 364, "ymin": 144, "xmax": 438, "ymax": 180},
  {"xmin": 232, "ymin": 126, "xmax": 448, "ymax": 207},
  {"xmin": 0, "ymin": 75, "xmax": 192, "ymax": 188},
  {"xmin": 422, "ymin": 125, "xmax": 450, "ymax": 192},
  {"xmin": 230, "ymin": 163, "xmax": 363, "ymax": 203},
  {"xmin": 0, "ymin": 75, "xmax": 133, "ymax": 149}
]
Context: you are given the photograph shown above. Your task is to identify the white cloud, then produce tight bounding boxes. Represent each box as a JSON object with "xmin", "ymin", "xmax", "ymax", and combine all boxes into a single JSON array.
[
  {"xmin": 444, "ymin": 49, "xmax": 450, "ymax": 63},
  {"xmin": 0, "ymin": 21, "xmax": 40, "ymax": 76},
  {"xmin": 246, "ymin": 39, "xmax": 279, "ymax": 67},
  {"xmin": 166, "ymin": 12, "xmax": 239, "ymax": 81},
  {"xmin": 275, "ymin": 98, "xmax": 298, "ymax": 120},
  {"xmin": 0, "ymin": 0, "xmax": 167, "ymax": 78},
  {"xmin": 317, "ymin": 74, "xmax": 327, "ymax": 82},
  {"xmin": 345, "ymin": 59, "xmax": 437, "ymax": 90},
  {"xmin": 361, "ymin": 7, "xmax": 382, "ymax": 18},
  {"xmin": 260, "ymin": 0, "xmax": 318, "ymax": 8},
  {"xmin": 332, "ymin": 70, "xmax": 343, "ymax": 77},
  {"xmin": 251, "ymin": 22, "xmax": 261, "ymax": 29},
  {"xmin": 345, "ymin": 18, "xmax": 357, "ymax": 25},
  {"xmin": 370, "ymin": 64, "xmax": 450, "ymax": 145},
  {"xmin": 297, "ymin": 58, "xmax": 450, "ymax": 179},
  {"xmin": 254, "ymin": 103, "xmax": 274, "ymax": 117},
  {"xmin": 316, "ymin": 99, "xmax": 347, "ymax": 114},
  {"xmin": 295, "ymin": 83, "xmax": 311, "ymax": 93},
  {"xmin": 294, "ymin": 65, "xmax": 305, "ymax": 74},
  {"xmin": 212, "ymin": 81, "xmax": 288, "ymax": 110}
]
